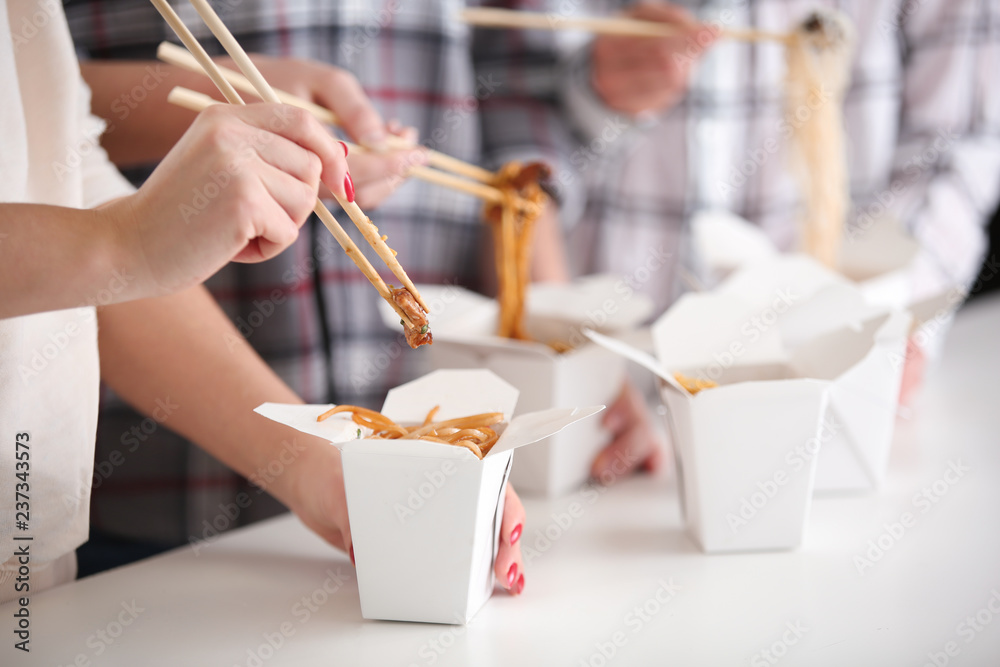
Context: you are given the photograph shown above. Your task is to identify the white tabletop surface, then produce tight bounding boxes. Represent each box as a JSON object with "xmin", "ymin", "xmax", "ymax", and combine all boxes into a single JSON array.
[{"xmin": 7, "ymin": 294, "xmax": 1000, "ymax": 667}]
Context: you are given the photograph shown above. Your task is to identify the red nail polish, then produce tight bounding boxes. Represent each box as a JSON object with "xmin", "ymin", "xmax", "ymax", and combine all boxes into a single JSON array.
[
  {"xmin": 506, "ymin": 563, "xmax": 518, "ymax": 588},
  {"xmin": 515, "ymin": 573, "xmax": 525, "ymax": 595},
  {"xmin": 349, "ymin": 545, "xmax": 355, "ymax": 566},
  {"xmin": 339, "ymin": 140, "xmax": 349, "ymax": 157},
  {"xmin": 344, "ymin": 172, "xmax": 355, "ymax": 203},
  {"xmin": 510, "ymin": 523, "xmax": 522, "ymax": 545}
]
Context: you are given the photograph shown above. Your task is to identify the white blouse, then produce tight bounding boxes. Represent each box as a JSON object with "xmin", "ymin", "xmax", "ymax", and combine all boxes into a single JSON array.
[{"xmin": 0, "ymin": 0, "xmax": 134, "ymax": 599}]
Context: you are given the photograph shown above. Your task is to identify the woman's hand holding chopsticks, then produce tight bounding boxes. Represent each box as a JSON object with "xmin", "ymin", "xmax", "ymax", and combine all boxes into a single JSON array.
[
  {"xmin": 221, "ymin": 54, "xmax": 430, "ymax": 209},
  {"xmin": 115, "ymin": 102, "xmax": 352, "ymax": 295}
]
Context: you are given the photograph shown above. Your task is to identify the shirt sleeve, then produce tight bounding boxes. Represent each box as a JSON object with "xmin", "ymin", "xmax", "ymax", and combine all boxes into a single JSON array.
[
  {"xmin": 77, "ymin": 76, "xmax": 136, "ymax": 208},
  {"xmin": 855, "ymin": 0, "xmax": 1000, "ymax": 299},
  {"xmin": 472, "ymin": 0, "xmax": 587, "ymax": 228}
]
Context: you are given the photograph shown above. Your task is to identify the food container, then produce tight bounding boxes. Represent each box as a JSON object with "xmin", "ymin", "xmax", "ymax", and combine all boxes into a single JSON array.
[
  {"xmin": 379, "ymin": 276, "xmax": 652, "ymax": 498},
  {"xmin": 588, "ymin": 276, "xmax": 910, "ymax": 551},
  {"xmin": 256, "ymin": 369, "xmax": 602, "ymax": 623},
  {"xmin": 716, "ymin": 257, "xmax": 912, "ymax": 492}
]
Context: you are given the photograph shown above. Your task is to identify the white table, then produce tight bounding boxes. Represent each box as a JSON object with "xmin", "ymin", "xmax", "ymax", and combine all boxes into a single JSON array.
[{"xmin": 8, "ymin": 295, "xmax": 1000, "ymax": 666}]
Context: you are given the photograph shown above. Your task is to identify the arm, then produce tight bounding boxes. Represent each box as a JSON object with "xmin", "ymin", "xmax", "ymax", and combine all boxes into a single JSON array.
[
  {"xmin": 853, "ymin": 0, "xmax": 1000, "ymax": 298},
  {"xmin": 0, "ymin": 203, "xmax": 136, "ymax": 318},
  {"xmin": 95, "ymin": 285, "xmax": 352, "ymax": 551},
  {"xmin": 1, "ymin": 102, "xmax": 350, "ymax": 320},
  {"xmin": 81, "ymin": 60, "xmax": 218, "ymax": 167}
]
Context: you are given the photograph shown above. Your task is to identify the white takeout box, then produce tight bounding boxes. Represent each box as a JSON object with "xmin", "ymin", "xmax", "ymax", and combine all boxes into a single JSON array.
[
  {"xmin": 588, "ymin": 280, "xmax": 910, "ymax": 552},
  {"xmin": 379, "ymin": 277, "xmax": 652, "ymax": 498},
  {"xmin": 717, "ymin": 256, "xmax": 913, "ymax": 493},
  {"xmin": 256, "ymin": 369, "xmax": 602, "ymax": 624}
]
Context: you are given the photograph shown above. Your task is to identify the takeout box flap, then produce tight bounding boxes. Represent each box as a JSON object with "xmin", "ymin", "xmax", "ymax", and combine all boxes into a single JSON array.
[
  {"xmin": 651, "ymin": 292, "xmax": 786, "ymax": 369},
  {"xmin": 778, "ymin": 283, "xmax": 891, "ymax": 350},
  {"xmin": 380, "ymin": 368, "xmax": 518, "ymax": 423},
  {"xmin": 254, "ymin": 403, "xmax": 356, "ymax": 443},
  {"xmin": 717, "ymin": 254, "xmax": 849, "ymax": 308},
  {"xmin": 526, "ymin": 274, "xmax": 655, "ymax": 336},
  {"xmin": 488, "ymin": 405, "xmax": 605, "ymax": 457}
]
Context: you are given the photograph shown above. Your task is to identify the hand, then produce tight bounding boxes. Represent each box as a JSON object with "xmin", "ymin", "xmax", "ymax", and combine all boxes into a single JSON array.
[
  {"xmin": 591, "ymin": 380, "xmax": 665, "ymax": 483},
  {"xmin": 494, "ymin": 484, "xmax": 526, "ymax": 596},
  {"xmin": 108, "ymin": 102, "xmax": 350, "ymax": 295},
  {"xmin": 277, "ymin": 436, "xmax": 353, "ymax": 558},
  {"xmin": 243, "ymin": 56, "xmax": 427, "ymax": 209},
  {"xmin": 899, "ymin": 335, "xmax": 927, "ymax": 407},
  {"xmin": 591, "ymin": 2, "xmax": 718, "ymax": 115}
]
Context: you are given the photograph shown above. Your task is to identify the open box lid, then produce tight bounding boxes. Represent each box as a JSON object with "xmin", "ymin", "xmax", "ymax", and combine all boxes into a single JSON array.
[
  {"xmin": 716, "ymin": 254, "xmax": 850, "ymax": 307},
  {"xmin": 650, "ymin": 292, "xmax": 787, "ymax": 370},
  {"xmin": 255, "ymin": 369, "xmax": 603, "ymax": 461}
]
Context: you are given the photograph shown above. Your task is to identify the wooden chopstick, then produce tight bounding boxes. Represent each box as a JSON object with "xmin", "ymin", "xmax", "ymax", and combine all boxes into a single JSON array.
[
  {"xmin": 157, "ymin": 41, "xmax": 496, "ymax": 185},
  {"xmin": 459, "ymin": 7, "xmax": 792, "ymax": 44},
  {"xmin": 148, "ymin": 0, "xmax": 420, "ymax": 326},
  {"xmin": 185, "ymin": 0, "xmax": 432, "ymax": 313}
]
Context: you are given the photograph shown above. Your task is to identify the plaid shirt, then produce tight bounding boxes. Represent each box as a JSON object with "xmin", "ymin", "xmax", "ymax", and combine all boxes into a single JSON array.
[
  {"xmin": 560, "ymin": 0, "xmax": 1000, "ymax": 315},
  {"xmin": 64, "ymin": 0, "xmax": 580, "ymax": 544}
]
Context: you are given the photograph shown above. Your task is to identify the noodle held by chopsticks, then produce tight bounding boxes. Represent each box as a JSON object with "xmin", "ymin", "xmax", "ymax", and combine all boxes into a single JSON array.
[
  {"xmin": 483, "ymin": 161, "xmax": 550, "ymax": 340},
  {"xmin": 784, "ymin": 10, "xmax": 854, "ymax": 268}
]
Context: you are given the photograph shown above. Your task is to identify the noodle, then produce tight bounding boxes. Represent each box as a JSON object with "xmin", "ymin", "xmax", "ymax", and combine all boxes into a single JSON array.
[
  {"xmin": 784, "ymin": 10, "xmax": 854, "ymax": 268},
  {"xmin": 483, "ymin": 161, "xmax": 550, "ymax": 340},
  {"xmin": 317, "ymin": 405, "xmax": 503, "ymax": 459},
  {"xmin": 674, "ymin": 373, "xmax": 718, "ymax": 395}
]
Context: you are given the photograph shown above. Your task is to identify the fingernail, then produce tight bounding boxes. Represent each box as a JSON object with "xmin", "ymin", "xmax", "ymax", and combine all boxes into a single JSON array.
[
  {"xmin": 510, "ymin": 523, "xmax": 522, "ymax": 545},
  {"xmin": 349, "ymin": 545, "xmax": 355, "ymax": 566},
  {"xmin": 515, "ymin": 573, "xmax": 525, "ymax": 595},
  {"xmin": 506, "ymin": 563, "xmax": 518, "ymax": 588},
  {"xmin": 344, "ymin": 172, "xmax": 355, "ymax": 203},
  {"xmin": 339, "ymin": 141, "xmax": 349, "ymax": 157}
]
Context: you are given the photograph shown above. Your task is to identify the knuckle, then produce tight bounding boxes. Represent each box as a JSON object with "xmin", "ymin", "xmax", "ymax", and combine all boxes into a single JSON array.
[{"xmin": 305, "ymin": 152, "xmax": 323, "ymax": 184}]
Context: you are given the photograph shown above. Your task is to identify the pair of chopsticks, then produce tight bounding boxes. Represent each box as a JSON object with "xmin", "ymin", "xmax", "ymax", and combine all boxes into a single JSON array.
[
  {"xmin": 149, "ymin": 0, "xmax": 428, "ymax": 326},
  {"xmin": 156, "ymin": 42, "xmax": 530, "ymax": 211},
  {"xmin": 459, "ymin": 7, "xmax": 792, "ymax": 44}
]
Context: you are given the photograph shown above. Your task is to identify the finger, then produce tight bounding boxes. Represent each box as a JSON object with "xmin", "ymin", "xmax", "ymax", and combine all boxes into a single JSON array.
[
  {"xmin": 494, "ymin": 484, "xmax": 526, "ymax": 595},
  {"xmin": 500, "ymin": 484, "xmax": 525, "ymax": 547},
  {"xmin": 899, "ymin": 338, "xmax": 927, "ymax": 407},
  {"xmin": 313, "ymin": 71, "xmax": 388, "ymax": 149},
  {"xmin": 256, "ymin": 161, "xmax": 318, "ymax": 227},
  {"xmin": 231, "ymin": 194, "xmax": 299, "ymax": 263},
  {"xmin": 597, "ymin": 84, "xmax": 678, "ymax": 115},
  {"xmin": 255, "ymin": 132, "xmax": 323, "ymax": 192},
  {"xmin": 341, "ymin": 521, "xmax": 355, "ymax": 567},
  {"xmin": 233, "ymin": 103, "xmax": 350, "ymax": 200},
  {"xmin": 392, "ymin": 125, "xmax": 419, "ymax": 145},
  {"xmin": 346, "ymin": 149, "xmax": 427, "ymax": 186},
  {"xmin": 602, "ymin": 386, "xmax": 632, "ymax": 435},
  {"xmin": 591, "ymin": 424, "xmax": 657, "ymax": 484}
]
